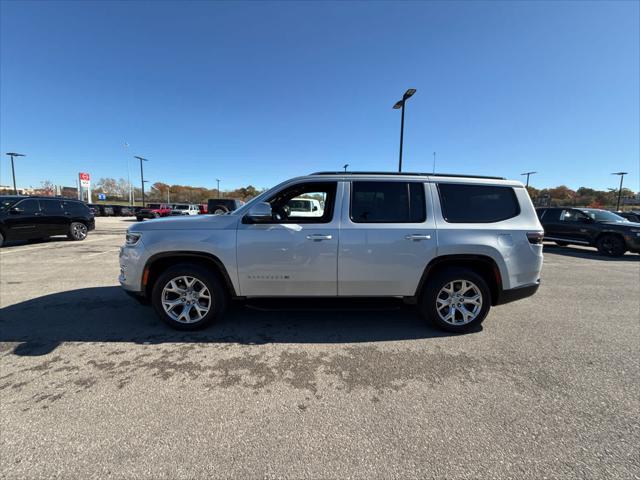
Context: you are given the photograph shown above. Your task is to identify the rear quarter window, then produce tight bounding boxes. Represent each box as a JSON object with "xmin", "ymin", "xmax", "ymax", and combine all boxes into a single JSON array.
[
  {"xmin": 63, "ymin": 201, "xmax": 90, "ymax": 216},
  {"xmin": 437, "ymin": 183, "xmax": 520, "ymax": 223}
]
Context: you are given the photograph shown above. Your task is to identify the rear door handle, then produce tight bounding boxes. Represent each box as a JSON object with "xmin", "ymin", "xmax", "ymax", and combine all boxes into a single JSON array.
[
  {"xmin": 306, "ymin": 234, "xmax": 333, "ymax": 241},
  {"xmin": 405, "ymin": 234, "xmax": 431, "ymax": 241}
]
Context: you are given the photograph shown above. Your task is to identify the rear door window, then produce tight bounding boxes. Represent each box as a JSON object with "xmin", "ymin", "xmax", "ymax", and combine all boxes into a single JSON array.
[
  {"xmin": 40, "ymin": 199, "xmax": 63, "ymax": 215},
  {"xmin": 437, "ymin": 184, "xmax": 520, "ymax": 223},
  {"xmin": 350, "ymin": 181, "xmax": 426, "ymax": 223}
]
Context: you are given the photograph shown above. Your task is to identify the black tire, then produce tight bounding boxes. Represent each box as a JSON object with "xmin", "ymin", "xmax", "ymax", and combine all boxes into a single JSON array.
[
  {"xmin": 136, "ymin": 217, "xmax": 143, "ymax": 222},
  {"xmin": 213, "ymin": 205, "xmax": 229, "ymax": 215},
  {"xmin": 420, "ymin": 267, "xmax": 491, "ymax": 333},
  {"xmin": 596, "ymin": 234, "xmax": 626, "ymax": 257},
  {"xmin": 151, "ymin": 263, "xmax": 227, "ymax": 330},
  {"xmin": 67, "ymin": 222, "xmax": 88, "ymax": 241},
  {"xmin": 555, "ymin": 241, "xmax": 569, "ymax": 247}
]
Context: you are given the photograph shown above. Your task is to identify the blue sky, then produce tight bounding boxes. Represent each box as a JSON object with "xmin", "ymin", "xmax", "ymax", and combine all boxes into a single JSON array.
[{"xmin": 1, "ymin": 0, "xmax": 638, "ymax": 192}]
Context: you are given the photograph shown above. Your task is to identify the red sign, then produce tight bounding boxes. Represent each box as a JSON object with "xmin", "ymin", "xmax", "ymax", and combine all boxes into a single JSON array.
[{"xmin": 79, "ymin": 172, "xmax": 90, "ymax": 181}]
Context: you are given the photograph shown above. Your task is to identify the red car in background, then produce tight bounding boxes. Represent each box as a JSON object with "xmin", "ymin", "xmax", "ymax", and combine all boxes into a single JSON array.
[{"xmin": 136, "ymin": 203, "xmax": 173, "ymax": 221}]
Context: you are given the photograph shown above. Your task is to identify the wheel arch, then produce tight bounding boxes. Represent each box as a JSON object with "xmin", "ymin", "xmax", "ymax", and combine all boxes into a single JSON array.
[
  {"xmin": 594, "ymin": 230, "xmax": 625, "ymax": 244},
  {"xmin": 143, "ymin": 251, "xmax": 237, "ymax": 299},
  {"xmin": 415, "ymin": 254, "xmax": 502, "ymax": 306}
]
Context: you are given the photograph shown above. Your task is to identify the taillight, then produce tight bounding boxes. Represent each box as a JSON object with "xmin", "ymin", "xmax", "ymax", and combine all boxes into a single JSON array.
[{"xmin": 527, "ymin": 231, "xmax": 544, "ymax": 244}]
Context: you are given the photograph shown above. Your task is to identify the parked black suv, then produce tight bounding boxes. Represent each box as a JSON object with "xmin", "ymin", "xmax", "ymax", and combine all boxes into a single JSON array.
[
  {"xmin": 537, "ymin": 207, "xmax": 640, "ymax": 256},
  {"xmin": 0, "ymin": 196, "xmax": 95, "ymax": 247}
]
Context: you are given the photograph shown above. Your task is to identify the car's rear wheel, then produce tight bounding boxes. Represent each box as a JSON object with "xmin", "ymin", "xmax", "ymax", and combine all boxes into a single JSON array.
[
  {"xmin": 420, "ymin": 268, "xmax": 491, "ymax": 333},
  {"xmin": 596, "ymin": 234, "xmax": 626, "ymax": 257},
  {"xmin": 67, "ymin": 222, "xmax": 88, "ymax": 241},
  {"xmin": 555, "ymin": 241, "xmax": 569, "ymax": 246},
  {"xmin": 213, "ymin": 205, "xmax": 229, "ymax": 215},
  {"xmin": 151, "ymin": 263, "xmax": 227, "ymax": 330},
  {"xmin": 152, "ymin": 212, "xmax": 160, "ymax": 218}
]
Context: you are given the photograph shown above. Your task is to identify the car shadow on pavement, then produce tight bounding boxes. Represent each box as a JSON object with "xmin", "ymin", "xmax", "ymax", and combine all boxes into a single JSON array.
[
  {"xmin": 542, "ymin": 243, "xmax": 640, "ymax": 262},
  {"xmin": 0, "ymin": 287, "xmax": 469, "ymax": 356}
]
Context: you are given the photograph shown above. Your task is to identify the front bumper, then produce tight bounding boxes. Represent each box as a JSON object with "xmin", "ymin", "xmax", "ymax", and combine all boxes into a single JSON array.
[{"xmin": 494, "ymin": 280, "xmax": 540, "ymax": 306}]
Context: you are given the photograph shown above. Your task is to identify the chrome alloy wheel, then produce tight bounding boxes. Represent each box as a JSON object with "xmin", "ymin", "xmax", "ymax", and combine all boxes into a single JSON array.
[
  {"xmin": 161, "ymin": 276, "xmax": 212, "ymax": 323},
  {"xmin": 72, "ymin": 223, "xmax": 87, "ymax": 240},
  {"xmin": 436, "ymin": 279, "xmax": 483, "ymax": 326}
]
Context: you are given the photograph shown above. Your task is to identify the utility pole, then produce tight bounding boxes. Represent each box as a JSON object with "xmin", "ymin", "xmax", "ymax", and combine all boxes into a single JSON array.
[
  {"xmin": 216, "ymin": 178, "xmax": 221, "ymax": 198},
  {"xmin": 134, "ymin": 156, "xmax": 148, "ymax": 206},
  {"xmin": 343, "ymin": 164, "xmax": 349, "ymax": 172},
  {"xmin": 432, "ymin": 152, "xmax": 436, "ymax": 174},
  {"xmin": 612, "ymin": 172, "xmax": 628, "ymax": 211},
  {"xmin": 5, "ymin": 152, "xmax": 26, "ymax": 194},
  {"xmin": 392, "ymin": 89, "xmax": 416, "ymax": 172}
]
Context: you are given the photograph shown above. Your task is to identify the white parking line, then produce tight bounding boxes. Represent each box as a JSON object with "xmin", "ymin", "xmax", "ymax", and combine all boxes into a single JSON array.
[
  {"xmin": 0, "ymin": 235, "xmax": 120, "ymax": 256},
  {"xmin": 84, "ymin": 248, "xmax": 121, "ymax": 258}
]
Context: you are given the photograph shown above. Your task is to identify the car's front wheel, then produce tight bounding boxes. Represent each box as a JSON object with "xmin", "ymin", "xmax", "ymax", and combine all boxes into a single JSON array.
[
  {"xmin": 596, "ymin": 234, "xmax": 626, "ymax": 257},
  {"xmin": 420, "ymin": 268, "xmax": 491, "ymax": 333},
  {"xmin": 151, "ymin": 263, "xmax": 227, "ymax": 330},
  {"xmin": 67, "ymin": 222, "xmax": 88, "ymax": 241}
]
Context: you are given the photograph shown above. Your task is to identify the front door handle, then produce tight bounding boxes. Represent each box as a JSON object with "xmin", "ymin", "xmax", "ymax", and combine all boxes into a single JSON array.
[
  {"xmin": 306, "ymin": 234, "xmax": 333, "ymax": 241},
  {"xmin": 405, "ymin": 234, "xmax": 431, "ymax": 241}
]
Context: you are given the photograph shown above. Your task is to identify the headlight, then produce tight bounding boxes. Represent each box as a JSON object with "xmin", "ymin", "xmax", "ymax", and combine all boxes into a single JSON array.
[{"xmin": 125, "ymin": 232, "xmax": 141, "ymax": 246}]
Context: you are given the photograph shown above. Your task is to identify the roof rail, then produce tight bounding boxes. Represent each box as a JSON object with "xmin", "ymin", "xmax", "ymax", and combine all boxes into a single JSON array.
[{"xmin": 309, "ymin": 171, "xmax": 506, "ymax": 180}]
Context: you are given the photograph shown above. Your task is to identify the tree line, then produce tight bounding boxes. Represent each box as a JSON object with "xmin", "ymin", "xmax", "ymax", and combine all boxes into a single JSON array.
[
  {"xmin": 2, "ymin": 178, "xmax": 637, "ymax": 210},
  {"xmin": 526, "ymin": 185, "xmax": 637, "ymax": 209}
]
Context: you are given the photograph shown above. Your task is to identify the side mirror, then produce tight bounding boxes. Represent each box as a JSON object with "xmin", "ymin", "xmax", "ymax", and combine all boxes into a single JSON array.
[
  {"xmin": 245, "ymin": 202, "xmax": 272, "ymax": 223},
  {"xmin": 10, "ymin": 207, "xmax": 22, "ymax": 215}
]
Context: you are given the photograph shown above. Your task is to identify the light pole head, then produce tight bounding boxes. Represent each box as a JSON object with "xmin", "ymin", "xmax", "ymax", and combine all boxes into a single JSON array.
[
  {"xmin": 612, "ymin": 172, "xmax": 628, "ymax": 176},
  {"xmin": 134, "ymin": 156, "xmax": 148, "ymax": 162},
  {"xmin": 403, "ymin": 88, "xmax": 416, "ymax": 99},
  {"xmin": 6, "ymin": 152, "xmax": 26, "ymax": 158},
  {"xmin": 521, "ymin": 171, "xmax": 537, "ymax": 176},
  {"xmin": 343, "ymin": 164, "xmax": 349, "ymax": 171},
  {"xmin": 392, "ymin": 100, "xmax": 403, "ymax": 110}
]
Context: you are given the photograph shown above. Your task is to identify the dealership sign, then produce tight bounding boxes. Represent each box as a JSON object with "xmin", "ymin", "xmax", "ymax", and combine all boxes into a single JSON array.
[{"xmin": 79, "ymin": 172, "xmax": 91, "ymax": 188}]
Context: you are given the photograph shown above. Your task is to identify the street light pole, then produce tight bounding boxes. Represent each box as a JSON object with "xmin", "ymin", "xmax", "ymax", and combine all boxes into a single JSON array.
[
  {"xmin": 521, "ymin": 171, "xmax": 537, "ymax": 188},
  {"xmin": 134, "ymin": 156, "xmax": 148, "ymax": 206},
  {"xmin": 5, "ymin": 152, "xmax": 26, "ymax": 194},
  {"xmin": 393, "ymin": 89, "xmax": 416, "ymax": 172},
  {"xmin": 216, "ymin": 178, "xmax": 221, "ymax": 198},
  {"xmin": 343, "ymin": 164, "xmax": 349, "ymax": 172},
  {"xmin": 612, "ymin": 172, "xmax": 628, "ymax": 211}
]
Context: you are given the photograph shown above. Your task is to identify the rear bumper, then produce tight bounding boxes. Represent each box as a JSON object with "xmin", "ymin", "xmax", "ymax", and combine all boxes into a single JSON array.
[
  {"xmin": 494, "ymin": 281, "xmax": 540, "ymax": 306},
  {"xmin": 624, "ymin": 235, "xmax": 640, "ymax": 252}
]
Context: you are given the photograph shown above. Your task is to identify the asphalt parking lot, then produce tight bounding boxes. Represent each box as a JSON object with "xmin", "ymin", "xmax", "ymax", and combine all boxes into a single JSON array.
[{"xmin": 1, "ymin": 217, "xmax": 638, "ymax": 479}]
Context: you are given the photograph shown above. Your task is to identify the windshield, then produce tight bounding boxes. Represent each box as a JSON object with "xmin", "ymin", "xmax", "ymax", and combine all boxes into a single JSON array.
[
  {"xmin": 582, "ymin": 209, "xmax": 628, "ymax": 222},
  {"xmin": 0, "ymin": 196, "xmax": 23, "ymax": 211}
]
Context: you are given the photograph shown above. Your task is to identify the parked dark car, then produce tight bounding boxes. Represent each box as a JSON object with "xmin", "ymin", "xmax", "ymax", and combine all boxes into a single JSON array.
[
  {"xmin": 207, "ymin": 198, "xmax": 244, "ymax": 214},
  {"xmin": 537, "ymin": 207, "xmax": 640, "ymax": 256},
  {"xmin": 111, "ymin": 205, "xmax": 134, "ymax": 216},
  {"xmin": 0, "ymin": 196, "xmax": 95, "ymax": 247},
  {"xmin": 616, "ymin": 211, "xmax": 640, "ymax": 223},
  {"xmin": 87, "ymin": 203, "xmax": 101, "ymax": 216}
]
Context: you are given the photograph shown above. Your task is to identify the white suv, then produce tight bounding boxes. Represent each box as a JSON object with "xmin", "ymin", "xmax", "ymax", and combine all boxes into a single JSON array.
[
  {"xmin": 171, "ymin": 204, "xmax": 199, "ymax": 216},
  {"xmin": 119, "ymin": 172, "xmax": 543, "ymax": 332}
]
